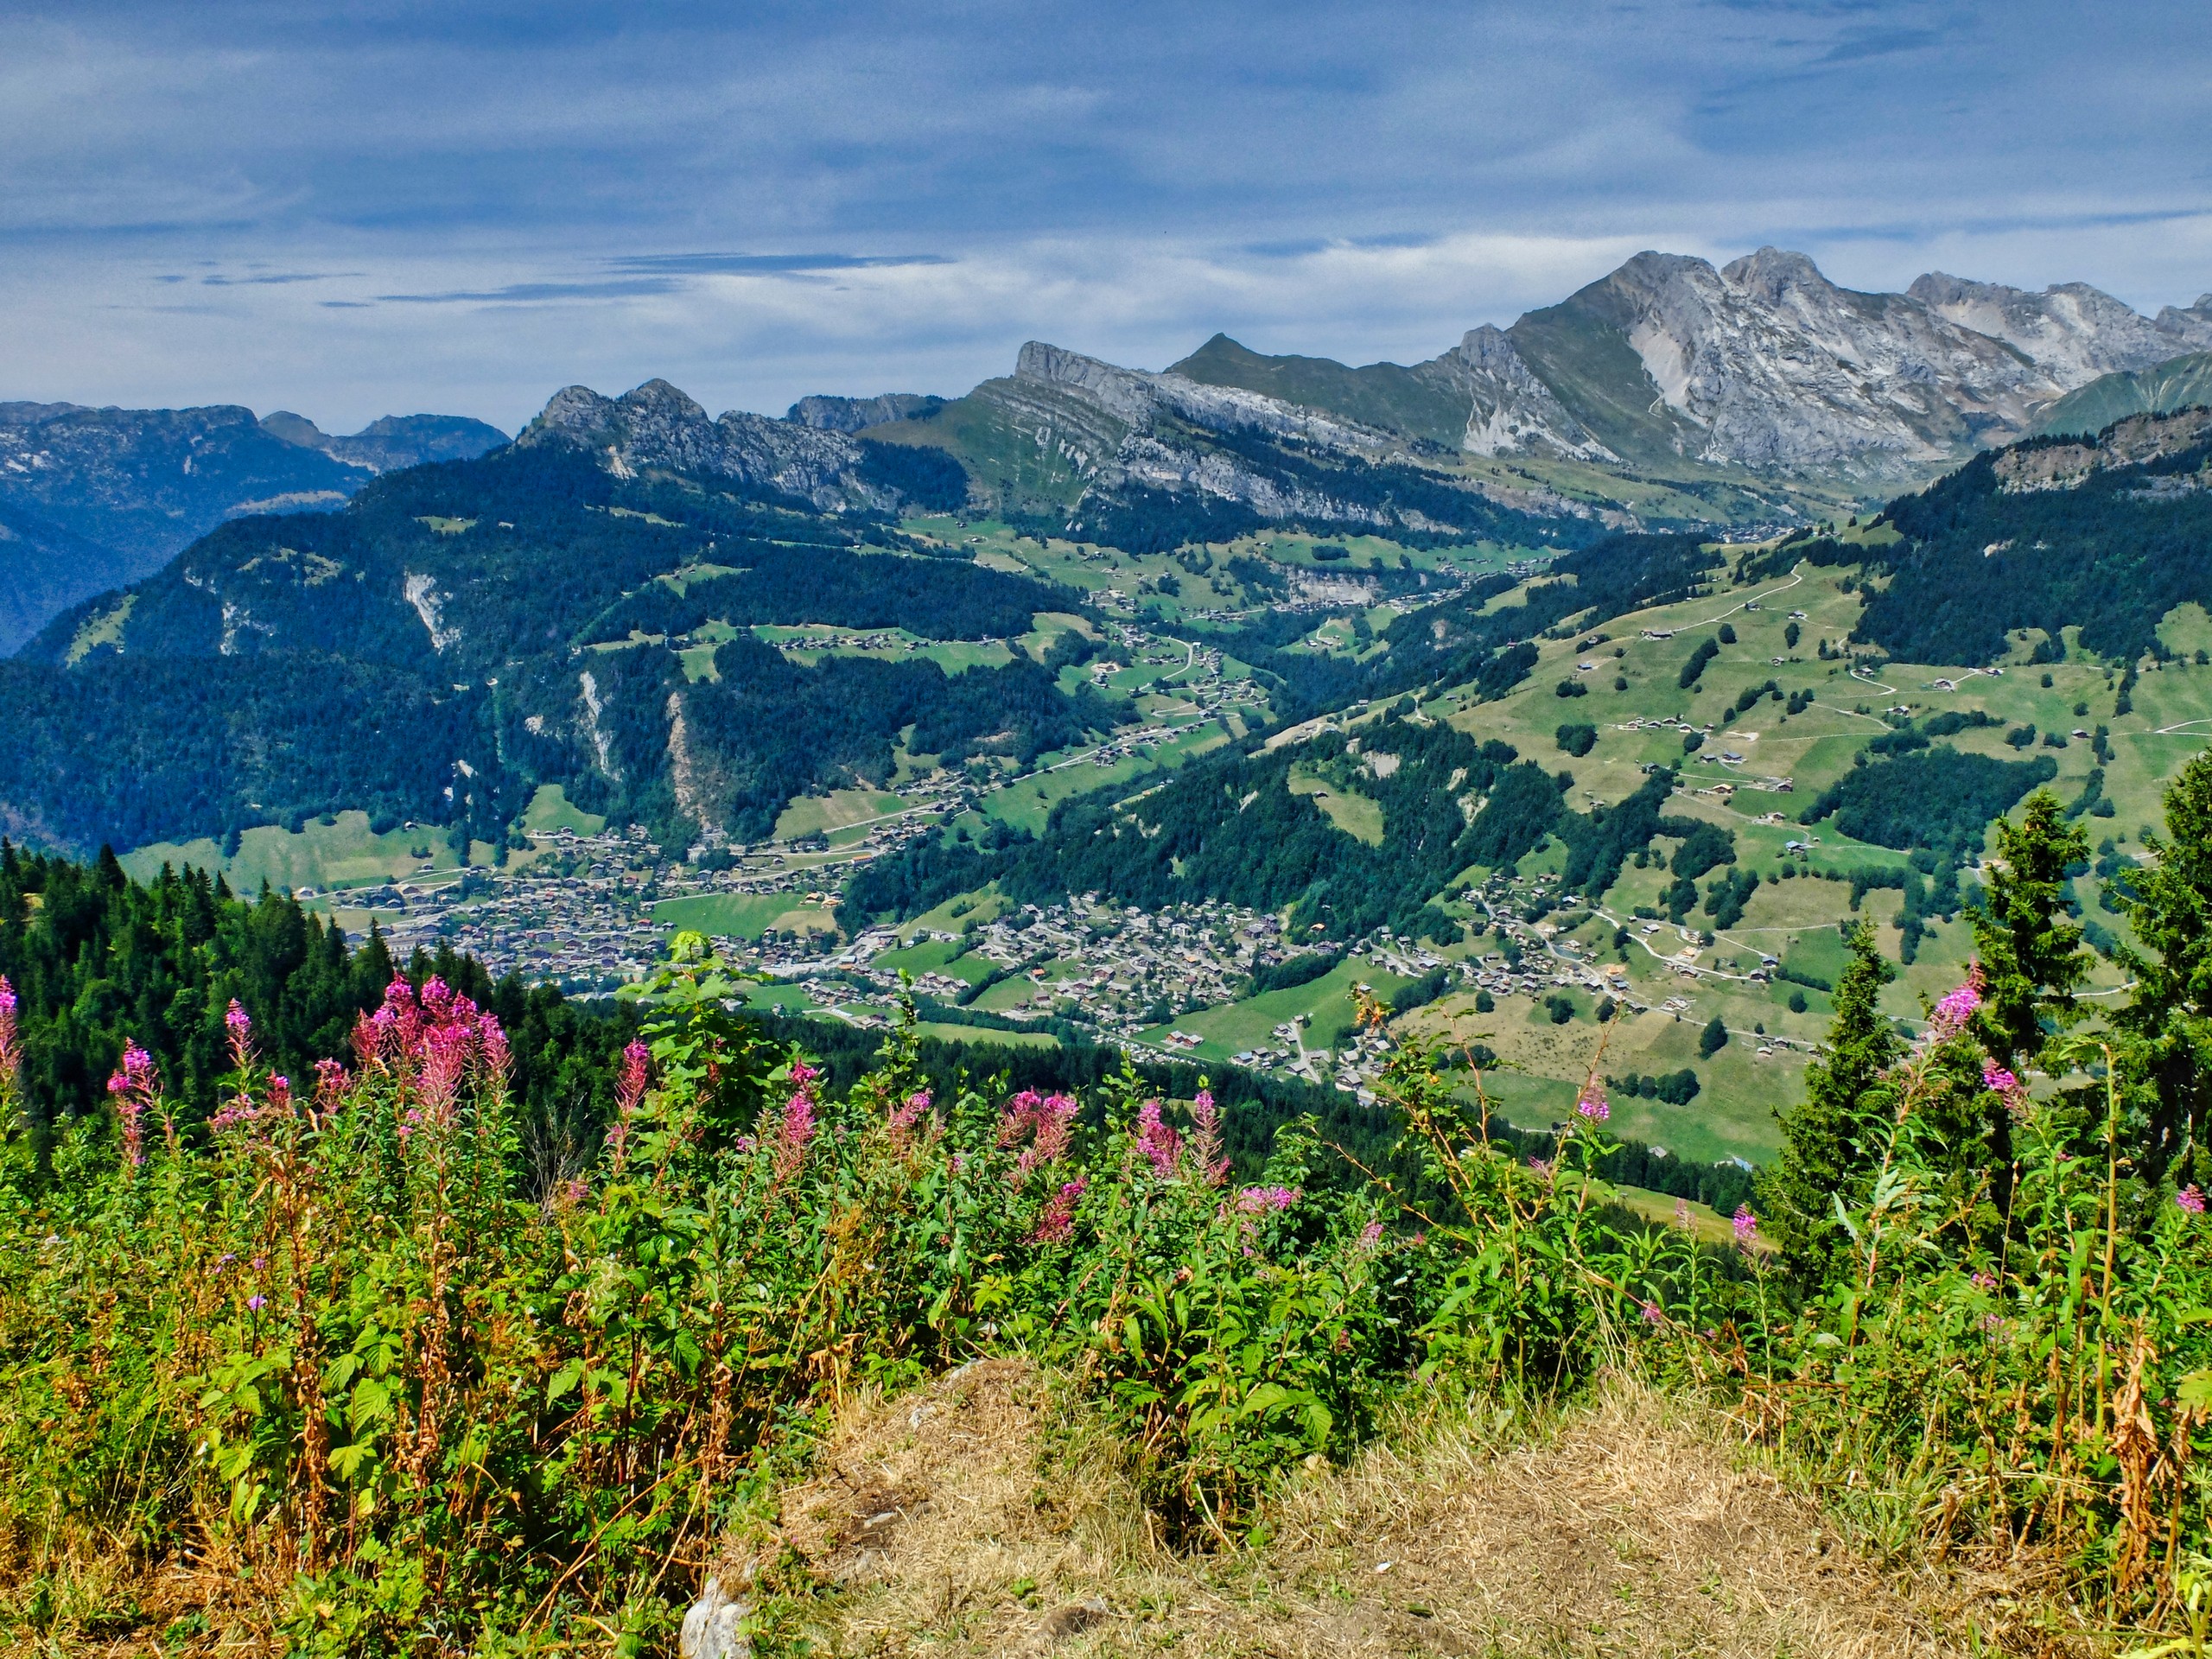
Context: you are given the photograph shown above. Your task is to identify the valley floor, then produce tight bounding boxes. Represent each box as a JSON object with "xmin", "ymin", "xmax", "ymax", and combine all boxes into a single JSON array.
[{"xmin": 717, "ymin": 1361, "xmax": 2005, "ymax": 1658}]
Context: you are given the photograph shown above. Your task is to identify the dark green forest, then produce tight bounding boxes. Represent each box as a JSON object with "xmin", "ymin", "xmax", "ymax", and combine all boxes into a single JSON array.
[{"xmin": 1838, "ymin": 416, "xmax": 2212, "ymax": 666}]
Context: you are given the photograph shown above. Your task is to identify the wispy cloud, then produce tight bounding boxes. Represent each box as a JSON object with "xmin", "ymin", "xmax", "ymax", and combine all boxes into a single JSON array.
[
  {"xmin": 371, "ymin": 277, "xmax": 683, "ymax": 305},
  {"xmin": 200, "ymin": 270, "xmax": 354, "ymax": 286},
  {"xmin": 604, "ymin": 252, "xmax": 951, "ymax": 276}
]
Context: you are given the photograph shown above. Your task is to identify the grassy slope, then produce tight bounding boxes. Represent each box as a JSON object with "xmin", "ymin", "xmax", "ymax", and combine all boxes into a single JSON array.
[
  {"xmin": 1136, "ymin": 958, "xmax": 1415, "ymax": 1063},
  {"xmin": 750, "ymin": 1360, "xmax": 1959, "ymax": 1659}
]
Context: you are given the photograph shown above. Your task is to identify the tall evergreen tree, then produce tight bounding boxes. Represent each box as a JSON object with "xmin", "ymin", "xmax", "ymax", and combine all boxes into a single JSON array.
[
  {"xmin": 2113, "ymin": 750, "xmax": 2212, "ymax": 1187},
  {"xmin": 1972, "ymin": 789, "xmax": 2091, "ymax": 1073},
  {"xmin": 1967, "ymin": 789, "xmax": 2090, "ymax": 1198},
  {"xmin": 1759, "ymin": 922, "xmax": 1899, "ymax": 1274}
]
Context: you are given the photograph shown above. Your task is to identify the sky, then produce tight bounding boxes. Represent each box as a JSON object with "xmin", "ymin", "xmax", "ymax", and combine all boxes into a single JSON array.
[{"xmin": 4, "ymin": 0, "xmax": 2209, "ymax": 433}]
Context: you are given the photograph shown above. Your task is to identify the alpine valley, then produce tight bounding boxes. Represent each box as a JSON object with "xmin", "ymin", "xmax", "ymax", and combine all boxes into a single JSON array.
[{"xmin": 8, "ymin": 245, "xmax": 2212, "ymax": 1166}]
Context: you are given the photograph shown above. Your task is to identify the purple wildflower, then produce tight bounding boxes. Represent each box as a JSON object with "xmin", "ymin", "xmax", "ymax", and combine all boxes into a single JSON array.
[
  {"xmin": 773, "ymin": 1077, "xmax": 817, "ymax": 1183},
  {"xmin": 1673, "ymin": 1198, "xmax": 1694, "ymax": 1231},
  {"xmin": 1030, "ymin": 1178, "xmax": 1086, "ymax": 1243},
  {"xmin": 2179, "ymin": 1185, "xmax": 2206, "ymax": 1216},
  {"xmin": 1189, "ymin": 1090, "xmax": 1230, "ymax": 1186},
  {"xmin": 1575, "ymin": 1086, "xmax": 1610, "ymax": 1122},
  {"xmin": 1234, "ymin": 1184, "xmax": 1299, "ymax": 1213},
  {"xmin": 1640, "ymin": 1300, "xmax": 1662, "ymax": 1325},
  {"xmin": 999, "ymin": 1090, "xmax": 1076, "ymax": 1176},
  {"xmin": 1732, "ymin": 1205, "xmax": 1758, "ymax": 1248},
  {"xmin": 224, "ymin": 999, "xmax": 255, "ymax": 1069},
  {"xmin": 106, "ymin": 1043, "xmax": 159, "ymax": 1167},
  {"xmin": 1134, "ymin": 1099, "xmax": 1181, "ymax": 1177},
  {"xmin": 1358, "ymin": 1220, "xmax": 1384, "ymax": 1249},
  {"xmin": 1929, "ymin": 965, "xmax": 1985, "ymax": 1039},
  {"xmin": 889, "ymin": 1089, "xmax": 930, "ymax": 1151},
  {"xmin": 0, "ymin": 975, "xmax": 19, "ymax": 1094},
  {"xmin": 246, "ymin": 1294, "xmax": 266, "ymax": 1313}
]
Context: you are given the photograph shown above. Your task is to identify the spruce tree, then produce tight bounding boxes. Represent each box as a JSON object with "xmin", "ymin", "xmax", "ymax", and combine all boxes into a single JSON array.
[
  {"xmin": 1965, "ymin": 789, "xmax": 2090, "ymax": 1203},
  {"xmin": 2113, "ymin": 750, "xmax": 2212, "ymax": 1185},
  {"xmin": 1972, "ymin": 788, "xmax": 2090, "ymax": 1074},
  {"xmin": 1759, "ymin": 921, "xmax": 1899, "ymax": 1274}
]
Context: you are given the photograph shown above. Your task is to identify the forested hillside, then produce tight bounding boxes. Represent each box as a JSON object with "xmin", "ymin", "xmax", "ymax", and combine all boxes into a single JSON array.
[
  {"xmin": 1840, "ymin": 408, "xmax": 2212, "ymax": 665},
  {"xmin": 0, "ymin": 440, "xmax": 1113, "ymax": 854}
]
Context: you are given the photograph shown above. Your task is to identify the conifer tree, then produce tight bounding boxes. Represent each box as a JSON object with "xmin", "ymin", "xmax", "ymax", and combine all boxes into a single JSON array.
[
  {"xmin": 2113, "ymin": 750, "xmax": 2212, "ymax": 1186},
  {"xmin": 1972, "ymin": 789, "xmax": 2090, "ymax": 1073},
  {"xmin": 1759, "ymin": 921, "xmax": 1898, "ymax": 1273},
  {"xmin": 1967, "ymin": 789, "xmax": 2089, "ymax": 1199}
]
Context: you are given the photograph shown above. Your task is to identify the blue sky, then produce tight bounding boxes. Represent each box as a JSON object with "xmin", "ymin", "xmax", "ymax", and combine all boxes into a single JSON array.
[{"xmin": 4, "ymin": 0, "xmax": 2209, "ymax": 430}]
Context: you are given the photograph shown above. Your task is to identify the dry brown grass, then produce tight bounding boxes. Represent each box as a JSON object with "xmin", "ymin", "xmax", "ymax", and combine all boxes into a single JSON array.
[{"xmin": 738, "ymin": 1359, "xmax": 2006, "ymax": 1658}]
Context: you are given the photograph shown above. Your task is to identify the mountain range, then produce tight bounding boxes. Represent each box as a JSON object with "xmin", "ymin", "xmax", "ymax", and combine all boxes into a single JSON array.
[
  {"xmin": 10, "ymin": 248, "xmax": 2210, "ymax": 656},
  {"xmin": 0, "ymin": 401, "xmax": 505, "ymax": 652}
]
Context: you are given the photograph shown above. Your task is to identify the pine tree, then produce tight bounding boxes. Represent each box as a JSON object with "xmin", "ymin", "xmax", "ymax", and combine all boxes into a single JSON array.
[
  {"xmin": 1758, "ymin": 921, "xmax": 1899, "ymax": 1273},
  {"xmin": 2113, "ymin": 750, "xmax": 2212, "ymax": 1185}
]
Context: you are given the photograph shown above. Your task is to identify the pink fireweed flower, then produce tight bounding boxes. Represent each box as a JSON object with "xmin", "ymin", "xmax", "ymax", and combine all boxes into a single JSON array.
[
  {"xmin": 1189, "ymin": 1090, "xmax": 1230, "ymax": 1186},
  {"xmin": 1674, "ymin": 1198, "xmax": 1694, "ymax": 1232},
  {"xmin": 1134, "ymin": 1098, "xmax": 1181, "ymax": 1177},
  {"xmin": 1929, "ymin": 964, "xmax": 1986, "ymax": 1039},
  {"xmin": 208, "ymin": 1093, "xmax": 257, "ymax": 1134},
  {"xmin": 1030, "ymin": 1177, "xmax": 1087, "ymax": 1243},
  {"xmin": 1641, "ymin": 1300, "xmax": 1663, "ymax": 1325},
  {"xmin": 416, "ymin": 1020, "xmax": 474, "ymax": 1125},
  {"xmin": 476, "ymin": 1014, "xmax": 511, "ymax": 1089},
  {"xmin": 1358, "ymin": 1220, "xmax": 1385, "ymax": 1250},
  {"xmin": 1983, "ymin": 1063, "xmax": 2030, "ymax": 1117},
  {"xmin": 996, "ymin": 1090, "xmax": 1042, "ymax": 1147},
  {"xmin": 788, "ymin": 1059, "xmax": 821, "ymax": 1089},
  {"xmin": 1575, "ymin": 1086, "xmax": 1610, "ymax": 1122},
  {"xmin": 998, "ymin": 1090, "xmax": 1076, "ymax": 1176},
  {"xmin": 0, "ymin": 975, "xmax": 20, "ymax": 1090},
  {"xmin": 1732, "ymin": 1205, "xmax": 1759, "ymax": 1248},
  {"xmin": 772, "ymin": 1084, "xmax": 817, "ymax": 1183},
  {"xmin": 313, "ymin": 1057, "xmax": 351, "ymax": 1110},
  {"xmin": 2178, "ymin": 1185, "xmax": 2207, "ymax": 1216},
  {"xmin": 224, "ymin": 999, "xmax": 255, "ymax": 1069},
  {"xmin": 615, "ymin": 1041, "xmax": 651, "ymax": 1117},
  {"xmin": 1528, "ymin": 1156, "xmax": 1553, "ymax": 1179},
  {"xmin": 1234, "ymin": 1184, "xmax": 1299, "ymax": 1213},
  {"xmin": 888, "ymin": 1089, "xmax": 930, "ymax": 1151},
  {"xmin": 1971, "ymin": 1270, "xmax": 1998, "ymax": 1291},
  {"xmin": 107, "ymin": 1043, "xmax": 159, "ymax": 1167}
]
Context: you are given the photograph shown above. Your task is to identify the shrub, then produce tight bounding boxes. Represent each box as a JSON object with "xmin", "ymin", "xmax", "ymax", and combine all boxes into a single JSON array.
[{"xmin": 1555, "ymin": 721, "xmax": 1598, "ymax": 757}]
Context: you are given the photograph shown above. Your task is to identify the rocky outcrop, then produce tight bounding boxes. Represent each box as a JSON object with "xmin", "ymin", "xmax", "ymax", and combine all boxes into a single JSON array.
[
  {"xmin": 1993, "ymin": 405, "xmax": 2212, "ymax": 493},
  {"xmin": 518, "ymin": 379, "xmax": 880, "ymax": 510},
  {"xmin": 785, "ymin": 392, "xmax": 944, "ymax": 432}
]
